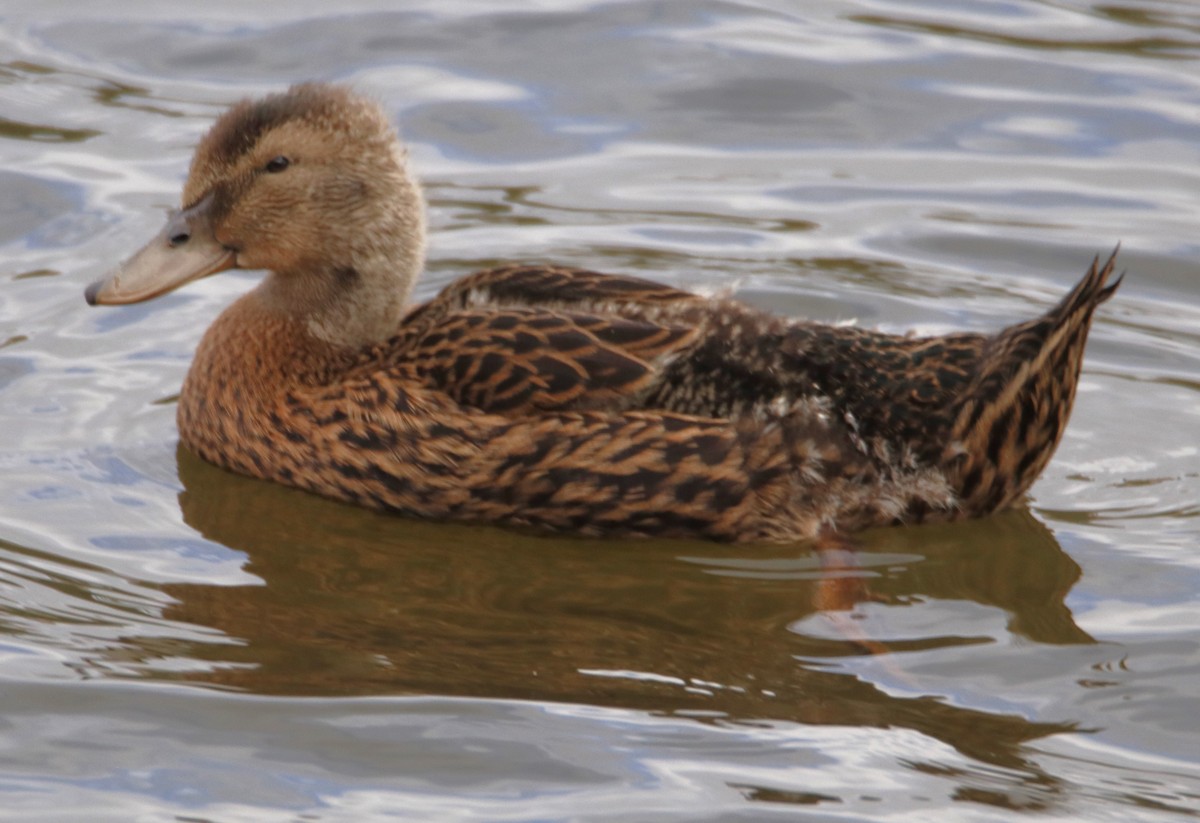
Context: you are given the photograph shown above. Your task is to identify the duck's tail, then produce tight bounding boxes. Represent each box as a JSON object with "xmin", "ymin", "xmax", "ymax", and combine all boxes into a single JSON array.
[{"xmin": 945, "ymin": 248, "xmax": 1123, "ymax": 516}]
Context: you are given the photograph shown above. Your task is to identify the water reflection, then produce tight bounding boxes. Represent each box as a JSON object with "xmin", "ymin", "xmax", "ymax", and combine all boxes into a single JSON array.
[
  {"xmin": 852, "ymin": 513, "xmax": 1095, "ymax": 647},
  {"xmin": 851, "ymin": 10, "xmax": 1200, "ymax": 58},
  {"xmin": 0, "ymin": 116, "xmax": 99, "ymax": 143},
  {"xmin": 164, "ymin": 446, "xmax": 1092, "ymax": 790}
]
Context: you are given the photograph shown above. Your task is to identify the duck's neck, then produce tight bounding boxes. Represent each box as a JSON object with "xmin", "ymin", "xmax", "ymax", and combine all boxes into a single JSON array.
[{"xmin": 255, "ymin": 254, "xmax": 420, "ymax": 350}]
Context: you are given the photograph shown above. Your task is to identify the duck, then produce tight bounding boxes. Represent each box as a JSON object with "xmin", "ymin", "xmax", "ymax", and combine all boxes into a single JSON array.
[{"xmin": 84, "ymin": 82, "xmax": 1122, "ymax": 543}]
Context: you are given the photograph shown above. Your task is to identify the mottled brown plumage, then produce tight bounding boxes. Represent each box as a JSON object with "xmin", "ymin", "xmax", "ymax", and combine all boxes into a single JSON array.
[{"xmin": 85, "ymin": 83, "xmax": 1122, "ymax": 542}]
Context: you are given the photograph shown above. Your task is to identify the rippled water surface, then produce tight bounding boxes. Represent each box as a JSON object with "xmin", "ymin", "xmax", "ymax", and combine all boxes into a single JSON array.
[{"xmin": 2, "ymin": 1, "xmax": 1199, "ymax": 820}]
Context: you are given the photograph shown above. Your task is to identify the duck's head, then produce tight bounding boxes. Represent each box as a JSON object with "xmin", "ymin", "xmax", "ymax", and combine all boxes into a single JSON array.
[{"xmin": 85, "ymin": 83, "xmax": 427, "ymax": 347}]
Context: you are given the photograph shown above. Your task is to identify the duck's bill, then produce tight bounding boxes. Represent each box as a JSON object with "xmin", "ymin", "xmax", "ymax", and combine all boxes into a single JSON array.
[{"xmin": 85, "ymin": 195, "xmax": 236, "ymax": 306}]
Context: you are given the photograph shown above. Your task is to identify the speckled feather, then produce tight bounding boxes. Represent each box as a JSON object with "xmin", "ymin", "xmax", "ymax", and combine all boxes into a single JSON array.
[{"xmin": 97, "ymin": 83, "xmax": 1122, "ymax": 543}]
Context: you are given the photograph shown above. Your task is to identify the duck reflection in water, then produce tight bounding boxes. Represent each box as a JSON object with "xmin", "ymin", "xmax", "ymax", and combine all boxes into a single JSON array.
[{"xmin": 158, "ymin": 445, "xmax": 1096, "ymax": 810}]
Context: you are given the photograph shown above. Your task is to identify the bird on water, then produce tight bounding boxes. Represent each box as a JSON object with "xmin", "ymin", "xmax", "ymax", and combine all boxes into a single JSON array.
[{"xmin": 85, "ymin": 83, "xmax": 1122, "ymax": 543}]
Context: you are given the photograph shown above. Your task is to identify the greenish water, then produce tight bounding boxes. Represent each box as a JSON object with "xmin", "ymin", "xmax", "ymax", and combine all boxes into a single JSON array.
[{"xmin": 1, "ymin": 1, "xmax": 1199, "ymax": 820}]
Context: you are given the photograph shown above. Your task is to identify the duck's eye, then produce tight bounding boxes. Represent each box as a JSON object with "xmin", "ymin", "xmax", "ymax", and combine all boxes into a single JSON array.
[{"xmin": 264, "ymin": 156, "xmax": 291, "ymax": 173}]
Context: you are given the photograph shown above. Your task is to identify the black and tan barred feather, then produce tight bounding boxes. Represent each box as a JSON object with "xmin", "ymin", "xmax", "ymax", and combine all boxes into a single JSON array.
[{"xmin": 945, "ymin": 251, "xmax": 1123, "ymax": 515}]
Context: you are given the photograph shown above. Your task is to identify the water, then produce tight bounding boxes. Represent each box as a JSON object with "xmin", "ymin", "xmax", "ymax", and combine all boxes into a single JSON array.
[{"xmin": 2, "ymin": 0, "xmax": 1199, "ymax": 819}]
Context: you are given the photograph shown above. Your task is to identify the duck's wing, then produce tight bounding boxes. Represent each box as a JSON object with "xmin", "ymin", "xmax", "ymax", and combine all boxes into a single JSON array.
[
  {"xmin": 390, "ymin": 306, "xmax": 702, "ymax": 416},
  {"xmin": 405, "ymin": 266, "xmax": 809, "ymax": 419}
]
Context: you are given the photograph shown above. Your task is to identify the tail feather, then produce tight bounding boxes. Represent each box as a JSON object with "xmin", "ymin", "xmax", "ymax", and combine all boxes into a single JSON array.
[
  {"xmin": 1052, "ymin": 246, "xmax": 1122, "ymax": 322},
  {"xmin": 947, "ymin": 247, "xmax": 1122, "ymax": 515}
]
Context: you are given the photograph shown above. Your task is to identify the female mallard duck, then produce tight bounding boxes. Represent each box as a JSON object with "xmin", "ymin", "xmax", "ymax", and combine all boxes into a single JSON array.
[{"xmin": 85, "ymin": 83, "xmax": 1121, "ymax": 543}]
